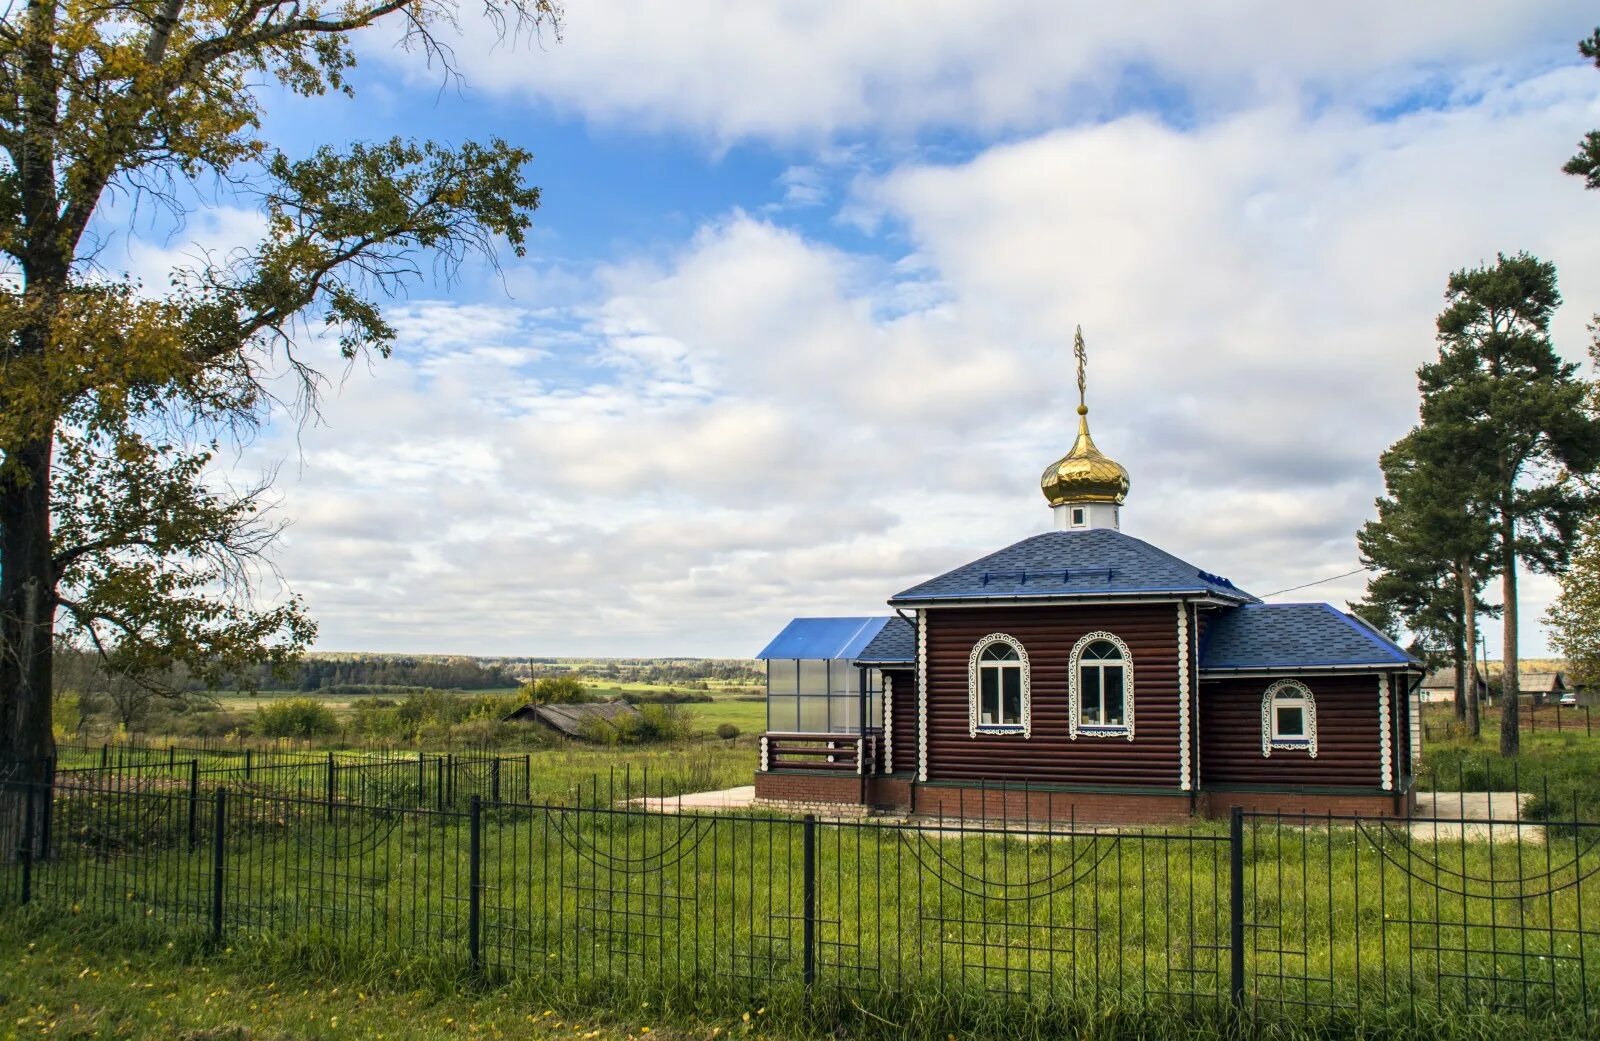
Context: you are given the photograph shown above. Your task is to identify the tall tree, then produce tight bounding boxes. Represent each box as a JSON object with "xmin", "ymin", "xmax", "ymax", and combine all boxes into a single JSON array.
[
  {"xmin": 1355, "ymin": 429, "xmax": 1497, "ymax": 736},
  {"xmin": 0, "ymin": 2, "xmax": 560, "ymax": 796},
  {"xmin": 1418, "ymin": 253, "xmax": 1600, "ymax": 755}
]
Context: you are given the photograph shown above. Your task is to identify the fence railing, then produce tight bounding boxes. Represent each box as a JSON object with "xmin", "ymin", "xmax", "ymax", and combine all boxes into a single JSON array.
[{"xmin": 3, "ymin": 773, "xmax": 1598, "ymax": 1032}]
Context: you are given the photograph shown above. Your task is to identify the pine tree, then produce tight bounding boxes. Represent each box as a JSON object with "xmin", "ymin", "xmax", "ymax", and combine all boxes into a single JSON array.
[
  {"xmin": 1418, "ymin": 253, "xmax": 1600, "ymax": 754},
  {"xmin": 1356, "ymin": 429, "xmax": 1497, "ymax": 736}
]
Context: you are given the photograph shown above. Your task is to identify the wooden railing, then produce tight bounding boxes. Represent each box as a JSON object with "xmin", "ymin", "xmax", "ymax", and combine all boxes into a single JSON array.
[{"xmin": 760, "ymin": 731, "xmax": 880, "ymax": 774}]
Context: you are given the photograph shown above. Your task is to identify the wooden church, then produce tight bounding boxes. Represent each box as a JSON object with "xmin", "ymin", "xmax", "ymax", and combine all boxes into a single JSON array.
[{"xmin": 755, "ymin": 331, "xmax": 1422, "ymax": 822}]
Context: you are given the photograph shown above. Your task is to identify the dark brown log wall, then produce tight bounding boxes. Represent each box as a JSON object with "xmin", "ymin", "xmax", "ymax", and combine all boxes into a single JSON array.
[
  {"xmin": 923, "ymin": 604, "xmax": 1185, "ymax": 787},
  {"xmin": 1198, "ymin": 673, "xmax": 1384, "ymax": 788},
  {"xmin": 884, "ymin": 668, "xmax": 917, "ymax": 774}
]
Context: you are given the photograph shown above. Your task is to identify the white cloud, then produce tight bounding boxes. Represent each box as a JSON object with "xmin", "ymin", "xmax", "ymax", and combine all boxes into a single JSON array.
[
  {"xmin": 376, "ymin": 1, "xmax": 1590, "ymax": 142},
  {"xmin": 202, "ymin": 23, "xmax": 1600, "ymax": 659}
]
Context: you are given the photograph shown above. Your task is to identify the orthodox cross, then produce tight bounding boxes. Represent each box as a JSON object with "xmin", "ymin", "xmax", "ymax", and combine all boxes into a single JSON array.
[{"xmin": 1074, "ymin": 325, "xmax": 1087, "ymax": 411}]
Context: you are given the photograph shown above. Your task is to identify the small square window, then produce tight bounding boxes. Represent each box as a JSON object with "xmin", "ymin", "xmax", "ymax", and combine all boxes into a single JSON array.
[
  {"xmin": 1275, "ymin": 705, "xmax": 1305, "ymax": 739},
  {"xmin": 1071, "ymin": 507, "xmax": 1086, "ymax": 526}
]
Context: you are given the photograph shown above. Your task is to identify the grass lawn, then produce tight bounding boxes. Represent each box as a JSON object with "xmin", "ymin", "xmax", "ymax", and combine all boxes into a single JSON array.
[
  {"xmin": 682, "ymin": 700, "xmax": 766, "ymax": 735},
  {"xmin": 0, "ymin": 915, "xmax": 743, "ymax": 1040}
]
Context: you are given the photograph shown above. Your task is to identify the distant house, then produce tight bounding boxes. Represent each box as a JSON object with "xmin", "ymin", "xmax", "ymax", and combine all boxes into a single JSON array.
[
  {"xmin": 503, "ymin": 700, "xmax": 641, "ymax": 740},
  {"xmin": 1519, "ymin": 672, "xmax": 1567, "ymax": 704},
  {"xmin": 1420, "ymin": 668, "xmax": 1489, "ymax": 704}
]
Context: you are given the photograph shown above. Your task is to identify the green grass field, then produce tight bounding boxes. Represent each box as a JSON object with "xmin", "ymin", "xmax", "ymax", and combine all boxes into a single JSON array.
[
  {"xmin": 18, "ymin": 765, "xmax": 1600, "ymax": 1041},
  {"xmin": 0, "ymin": 914, "xmax": 716, "ymax": 1041}
]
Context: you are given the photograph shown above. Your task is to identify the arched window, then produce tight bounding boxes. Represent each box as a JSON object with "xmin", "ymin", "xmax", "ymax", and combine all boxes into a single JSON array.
[
  {"xmin": 968, "ymin": 634, "xmax": 1030, "ymax": 736},
  {"xmin": 1262, "ymin": 680, "xmax": 1318, "ymax": 757},
  {"xmin": 1069, "ymin": 632, "xmax": 1134, "ymax": 740}
]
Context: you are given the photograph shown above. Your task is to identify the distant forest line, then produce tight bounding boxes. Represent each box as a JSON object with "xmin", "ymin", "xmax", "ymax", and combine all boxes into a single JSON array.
[{"xmin": 183, "ymin": 654, "xmax": 766, "ymax": 693}]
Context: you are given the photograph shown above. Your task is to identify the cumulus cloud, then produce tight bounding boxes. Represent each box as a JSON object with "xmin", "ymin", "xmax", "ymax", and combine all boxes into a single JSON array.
[
  {"xmin": 180, "ymin": 11, "xmax": 1600, "ymax": 657},
  {"xmin": 373, "ymin": 1, "xmax": 1587, "ymax": 142}
]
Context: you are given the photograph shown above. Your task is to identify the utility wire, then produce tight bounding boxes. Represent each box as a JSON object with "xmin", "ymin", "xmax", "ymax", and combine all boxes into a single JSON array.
[{"xmin": 1259, "ymin": 566, "xmax": 1372, "ymax": 599}]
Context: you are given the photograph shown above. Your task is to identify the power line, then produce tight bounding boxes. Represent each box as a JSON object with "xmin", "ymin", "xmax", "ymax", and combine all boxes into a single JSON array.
[{"xmin": 1259, "ymin": 566, "xmax": 1372, "ymax": 599}]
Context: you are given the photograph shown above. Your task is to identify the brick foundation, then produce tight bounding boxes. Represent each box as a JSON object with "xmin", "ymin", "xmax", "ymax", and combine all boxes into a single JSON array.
[
  {"xmin": 754, "ymin": 771, "xmax": 915, "ymax": 814},
  {"xmin": 754, "ymin": 771, "xmax": 1414, "ymax": 823},
  {"xmin": 913, "ymin": 784, "xmax": 1195, "ymax": 825},
  {"xmin": 1199, "ymin": 787, "xmax": 1415, "ymax": 819}
]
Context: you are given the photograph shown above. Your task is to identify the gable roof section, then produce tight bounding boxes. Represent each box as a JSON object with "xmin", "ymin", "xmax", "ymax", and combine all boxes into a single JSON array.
[
  {"xmin": 853, "ymin": 615, "xmax": 915, "ymax": 664},
  {"xmin": 756, "ymin": 616, "xmax": 892, "ymax": 660},
  {"xmin": 503, "ymin": 701, "xmax": 642, "ymax": 738},
  {"xmin": 889, "ymin": 530, "xmax": 1258, "ymax": 606},
  {"xmin": 1199, "ymin": 603, "xmax": 1422, "ymax": 673},
  {"xmin": 1422, "ymin": 667, "xmax": 1488, "ymax": 691}
]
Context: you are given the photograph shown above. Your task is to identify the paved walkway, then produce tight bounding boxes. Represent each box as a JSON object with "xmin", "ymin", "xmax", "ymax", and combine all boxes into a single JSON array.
[
  {"xmin": 625, "ymin": 785, "xmax": 755, "ymax": 813},
  {"xmin": 1411, "ymin": 791, "xmax": 1540, "ymax": 843}
]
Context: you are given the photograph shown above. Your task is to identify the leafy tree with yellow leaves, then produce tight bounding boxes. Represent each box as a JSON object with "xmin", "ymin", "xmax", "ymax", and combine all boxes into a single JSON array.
[{"xmin": 0, "ymin": 1, "xmax": 561, "ymax": 790}]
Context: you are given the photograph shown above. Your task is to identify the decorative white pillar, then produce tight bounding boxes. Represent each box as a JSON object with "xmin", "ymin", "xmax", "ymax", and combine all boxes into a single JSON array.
[
  {"xmin": 917, "ymin": 610, "xmax": 929, "ymax": 783},
  {"xmin": 1379, "ymin": 675, "xmax": 1394, "ymax": 791},
  {"xmin": 1177, "ymin": 603, "xmax": 1191, "ymax": 792}
]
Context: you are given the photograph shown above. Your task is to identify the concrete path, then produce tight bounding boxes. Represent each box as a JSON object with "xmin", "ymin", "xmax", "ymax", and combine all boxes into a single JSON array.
[
  {"xmin": 625, "ymin": 785, "xmax": 755, "ymax": 813},
  {"xmin": 1411, "ymin": 791, "xmax": 1541, "ymax": 843}
]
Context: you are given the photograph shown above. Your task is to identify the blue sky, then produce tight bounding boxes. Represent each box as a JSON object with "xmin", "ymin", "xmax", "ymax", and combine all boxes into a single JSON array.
[{"xmin": 110, "ymin": 2, "xmax": 1600, "ymax": 658}]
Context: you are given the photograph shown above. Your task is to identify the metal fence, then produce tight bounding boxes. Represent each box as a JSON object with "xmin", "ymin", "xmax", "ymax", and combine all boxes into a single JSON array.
[{"xmin": 3, "ymin": 772, "xmax": 1598, "ymax": 1031}]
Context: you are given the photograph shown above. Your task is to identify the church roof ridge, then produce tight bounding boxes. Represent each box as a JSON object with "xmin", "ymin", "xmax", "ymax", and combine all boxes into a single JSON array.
[{"xmin": 888, "ymin": 528, "xmax": 1258, "ymax": 606}]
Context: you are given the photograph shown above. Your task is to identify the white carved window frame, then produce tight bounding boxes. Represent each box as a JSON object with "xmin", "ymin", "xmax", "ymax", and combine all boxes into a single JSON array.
[
  {"xmin": 967, "ymin": 633, "xmax": 1031, "ymax": 737},
  {"xmin": 1261, "ymin": 679, "xmax": 1318, "ymax": 758},
  {"xmin": 1069, "ymin": 631, "xmax": 1135, "ymax": 740}
]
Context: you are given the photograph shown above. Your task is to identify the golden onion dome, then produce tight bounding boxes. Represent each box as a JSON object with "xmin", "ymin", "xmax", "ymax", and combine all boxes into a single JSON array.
[
  {"xmin": 1041, "ymin": 326, "xmax": 1130, "ymax": 506},
  {"xmin": 1041, "ymin": 406, "xmax": 1130, "ymax": 505}
]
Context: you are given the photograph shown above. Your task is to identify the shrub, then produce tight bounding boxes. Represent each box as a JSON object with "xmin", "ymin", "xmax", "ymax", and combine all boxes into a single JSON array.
[
  {"xmin": 715, "ymin": 723, "xmax": 741, "ymax": 740},
  {"xmin": 253, "ymin": 697, "xmax": 339, "ymax": 738},
  {"xmin": 530, "ymin": 675, "xmax": 588, "ymax": 704}
]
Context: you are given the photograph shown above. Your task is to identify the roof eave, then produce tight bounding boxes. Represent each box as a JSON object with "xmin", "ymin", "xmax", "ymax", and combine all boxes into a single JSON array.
[
  {"xmin": 888, "ymin": 588, "xmax": 1251, "ymax": 608},
  {"xmin": 1200, "ymin": 662, "xmax": 1424, "ymax": 677}
]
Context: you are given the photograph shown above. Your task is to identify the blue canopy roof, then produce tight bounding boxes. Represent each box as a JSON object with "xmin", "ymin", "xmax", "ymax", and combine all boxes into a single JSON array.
[
  {"xmin": 1199, "ymin": 603, "xmax": 1421, "ymax": 671},
  {"xmin": 756, "ymin": 617, "xmax": 892, "ymax": 661},
  {"xmin": 890, "ymin": 530, "xmax": 1257, "ymax": 605}
]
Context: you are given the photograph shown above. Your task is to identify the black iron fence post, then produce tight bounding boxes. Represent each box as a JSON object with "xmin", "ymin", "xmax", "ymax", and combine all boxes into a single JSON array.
[
  {"xmin": 468, "ymin": 795, "xmax": 482, "ymax": 974},
  {"xmin": 211, "ymin": 789, "xmax": 226, "ymax": 941},
  {"xmin": 187, "ymin": 760, "xmax": 200, "ymax": 849},
  {"xmin": 524, "ymin": 754, "xmax": 532, "ymax": 802},
  {"xmin": 491, "ymin": 759, "xmax": 501, "ymax": 803},
  {"xmin": 1229, "ymin": 806, "xmax": 1246, "ymax": 1011},
  {"xmin": 244, "ymin": 749, "xmax": 253, "ymax": 780},
  {"xmin": 40, "ymin": 756, "xmax": 53, "ymax": 862},
  {"xmin": 325, "ymin": 752, "xmax": 336, "ymax": 820},
  {"xmin": 802, "ymin": 814, "xmax": 817, "ymax": 991},
  {"xmin": 18, "ymin": 781, "xmax": 34, "ymax": 905}
]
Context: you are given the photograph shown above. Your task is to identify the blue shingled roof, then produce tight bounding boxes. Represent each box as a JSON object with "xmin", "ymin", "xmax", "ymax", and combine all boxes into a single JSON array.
[
  {"xmin": 889, "ymin": 530, "xmax": 1257, "ymax": 605},
  {"xmin": 756, "ymin": 617, "xmax": 890, "ymax": 660},
  {"xmin": 1199, "ymin": 603, "xmax": 1421, "ymax": 671},
  {"xmin": 853, "ymin": 615, "xmax": 915, "ymax": 664}
]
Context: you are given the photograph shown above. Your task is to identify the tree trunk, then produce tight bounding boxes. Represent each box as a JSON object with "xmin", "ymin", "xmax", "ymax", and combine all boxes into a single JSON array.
[
  {"xmin": 1451, "ymin": 638, "xmax": 1466, "ymax": 722},
  {"xmin": 0, "ymin": 434, "xmax": 59, "ymax": 857},
  {"xmin": 1462, "ymin": 566, "xmax": 1480, "ymax": 739},
  {"xmin": 1499, "ymin": 507, "xmax": 1520, "ymax": 757}
]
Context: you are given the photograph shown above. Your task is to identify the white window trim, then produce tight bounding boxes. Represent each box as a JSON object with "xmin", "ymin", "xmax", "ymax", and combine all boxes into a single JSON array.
[
  {"xmin": 1069, "ymin": 631, "xmax": 1135, "ymax": 740},
  {"xmin": 967, "ymin": 633, "xmax": 1031, "ymax": 737},
  {"xmin": 1261, "ymin": 679, "xmax": 1318, "ymax": 758}
]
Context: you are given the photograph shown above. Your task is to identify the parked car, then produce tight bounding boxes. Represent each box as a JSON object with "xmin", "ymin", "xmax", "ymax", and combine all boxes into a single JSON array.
[{"xmin": 1560, "ymin": 691, "xmax": 1578, "ymax": 707}]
